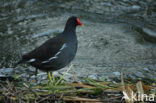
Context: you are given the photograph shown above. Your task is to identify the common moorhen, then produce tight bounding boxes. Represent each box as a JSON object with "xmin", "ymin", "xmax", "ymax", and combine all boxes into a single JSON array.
[{"xmin": 18, "ymin": 16, "xmax": 83, "ymax": 82}]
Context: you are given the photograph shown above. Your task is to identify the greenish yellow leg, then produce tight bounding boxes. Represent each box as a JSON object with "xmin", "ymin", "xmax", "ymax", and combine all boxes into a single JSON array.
[{"xmin": 48, "ymin": 72, "xmax": 53, "ymax": 83}]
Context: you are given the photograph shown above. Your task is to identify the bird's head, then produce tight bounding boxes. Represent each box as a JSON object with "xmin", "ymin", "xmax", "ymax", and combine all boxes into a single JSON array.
[{"xmin": 66, "ymin": 16, "xmax": 84, "ymax": 27}]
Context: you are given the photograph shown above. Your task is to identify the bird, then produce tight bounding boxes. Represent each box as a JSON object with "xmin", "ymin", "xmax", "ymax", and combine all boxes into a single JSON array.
[{"xmin": 17, "ymin": 16, "xmax": 83, "ymax": 82}]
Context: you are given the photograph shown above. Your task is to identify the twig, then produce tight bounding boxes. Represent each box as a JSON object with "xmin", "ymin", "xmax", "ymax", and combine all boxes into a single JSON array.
[
  {"xmin": 72, "ymin": 69, "xmax": 78, "ymax": 82},
  {"xmin": 23, "ymin": 83, "xmax": 40, "ymax": 98},
  {"xmin": 63, "ymin": 96, "xmax": 104, "ymax": 103},
  {"xmin": 55, "ymin": 64, "xmax": 73, "ymax": 85},
  {"xmin": 120, "ymin": 72, "xmax": 125, "ymax": 91}
]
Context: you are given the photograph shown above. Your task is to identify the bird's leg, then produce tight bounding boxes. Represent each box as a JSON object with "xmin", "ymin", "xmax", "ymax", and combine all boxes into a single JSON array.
[{"xmin": 47, "ymin": 72, "xmax": 53, "ymax": 83}]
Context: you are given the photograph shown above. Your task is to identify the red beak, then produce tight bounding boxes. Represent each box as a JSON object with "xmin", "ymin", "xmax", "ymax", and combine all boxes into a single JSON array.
[{"xmin": 77, "ymin": 18, "xmax": 83, "ymax": 26}]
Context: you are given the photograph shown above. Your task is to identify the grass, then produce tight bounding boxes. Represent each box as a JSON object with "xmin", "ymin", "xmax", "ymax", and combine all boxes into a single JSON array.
[{"xmin": 0, "ymin": 70, "xmax": 155, "ymax": 103}]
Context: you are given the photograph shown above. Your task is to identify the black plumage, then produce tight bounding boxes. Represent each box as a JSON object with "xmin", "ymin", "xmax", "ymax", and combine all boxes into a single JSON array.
[{"xmin": 18, "ymin": 16, "xmax": 83, "ymax": 72}]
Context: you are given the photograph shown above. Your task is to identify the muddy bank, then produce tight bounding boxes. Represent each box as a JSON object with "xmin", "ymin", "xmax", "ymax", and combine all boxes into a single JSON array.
[
  {"xmin": 18, "ymin": 16, "xmax": 156, "ymax": 81},
  {"xmin": 0, "ymin": 0, "xmax": 156, "ymax": 82}
]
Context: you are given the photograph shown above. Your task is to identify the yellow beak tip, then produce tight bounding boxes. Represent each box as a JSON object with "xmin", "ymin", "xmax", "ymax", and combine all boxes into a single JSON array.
[{"xmin": 81, "ymin": 24, "xmax": 84, "ymax": 27}]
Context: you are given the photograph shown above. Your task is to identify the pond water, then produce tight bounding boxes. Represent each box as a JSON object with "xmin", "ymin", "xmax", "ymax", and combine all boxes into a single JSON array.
[{"xmin": 0, "ymin": 0, "xmax": 156, "ymax": 82}]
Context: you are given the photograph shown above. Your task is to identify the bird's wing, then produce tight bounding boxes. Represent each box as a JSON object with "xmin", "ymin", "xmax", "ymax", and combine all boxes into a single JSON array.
[{"xmin": 22, "ymin": 36, "xmax": 66, "ymax": 63}]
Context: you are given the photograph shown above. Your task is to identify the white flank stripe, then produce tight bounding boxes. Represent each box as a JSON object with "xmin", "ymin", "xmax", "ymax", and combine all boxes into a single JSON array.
[
  {"xmin": 41, "ymin": 61, "xmax": 49, "ymax": 63},
  {"xmin": 60, "ymin": 43, "xmax": 67, "ymax": 50},
  {"xmin": 49, "ymin": 56, "xmax": 57, "ymax": 61},
  {"xmin": 55, "ymin": 51, "xmax": 61, "ymax": 56},
  {"xmin": 27, "ymin": 58, "xmax": 36, "ymax": 62},
  {"xmin": 41, "ymin": 43, "xmax": 67, "ymax": 63}
]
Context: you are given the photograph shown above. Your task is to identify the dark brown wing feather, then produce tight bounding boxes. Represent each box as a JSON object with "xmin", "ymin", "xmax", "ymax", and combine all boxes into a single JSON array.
[{"xmin": 22, "ymin": 36, "xmax": 65, "ymax": 61}]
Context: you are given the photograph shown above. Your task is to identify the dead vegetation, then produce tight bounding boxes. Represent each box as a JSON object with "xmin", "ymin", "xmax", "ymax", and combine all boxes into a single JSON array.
[{"xmin": 0, "ymin": 72, "xmax": 155, "ymax": 103}]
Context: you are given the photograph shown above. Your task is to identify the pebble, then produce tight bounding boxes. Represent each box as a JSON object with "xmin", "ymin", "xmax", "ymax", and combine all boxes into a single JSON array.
[
  {"xmin": 143, "ymin": 67, "xmax": 149, "ymax": 71},
  {"xmin": 113, "ymin": 72, "xmax": 120, "ymax": 76},
  {"xmin": 88, "ymin": 74, "xmax": 99, "ymax": 80}
]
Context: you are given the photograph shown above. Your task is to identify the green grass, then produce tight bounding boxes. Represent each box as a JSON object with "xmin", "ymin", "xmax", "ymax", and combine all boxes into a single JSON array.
[{"xmin": 0, "ymin": 72, "xmax": 155, "ymax": 103}]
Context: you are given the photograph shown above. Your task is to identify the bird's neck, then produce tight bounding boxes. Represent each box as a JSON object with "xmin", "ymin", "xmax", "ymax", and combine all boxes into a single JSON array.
[
  {"xmin": 62, "ymin": 27, "xmax": 77, "ymax": 42},
  {"xmin": 63, "ymin": 23, "xmax": 76, "ymax": 34}
]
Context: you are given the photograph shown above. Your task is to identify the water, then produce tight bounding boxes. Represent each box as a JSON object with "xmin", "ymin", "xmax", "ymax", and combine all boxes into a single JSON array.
[{"xmin": 0, "ymin": 0, "xmax": 156, "ymax": 82}]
